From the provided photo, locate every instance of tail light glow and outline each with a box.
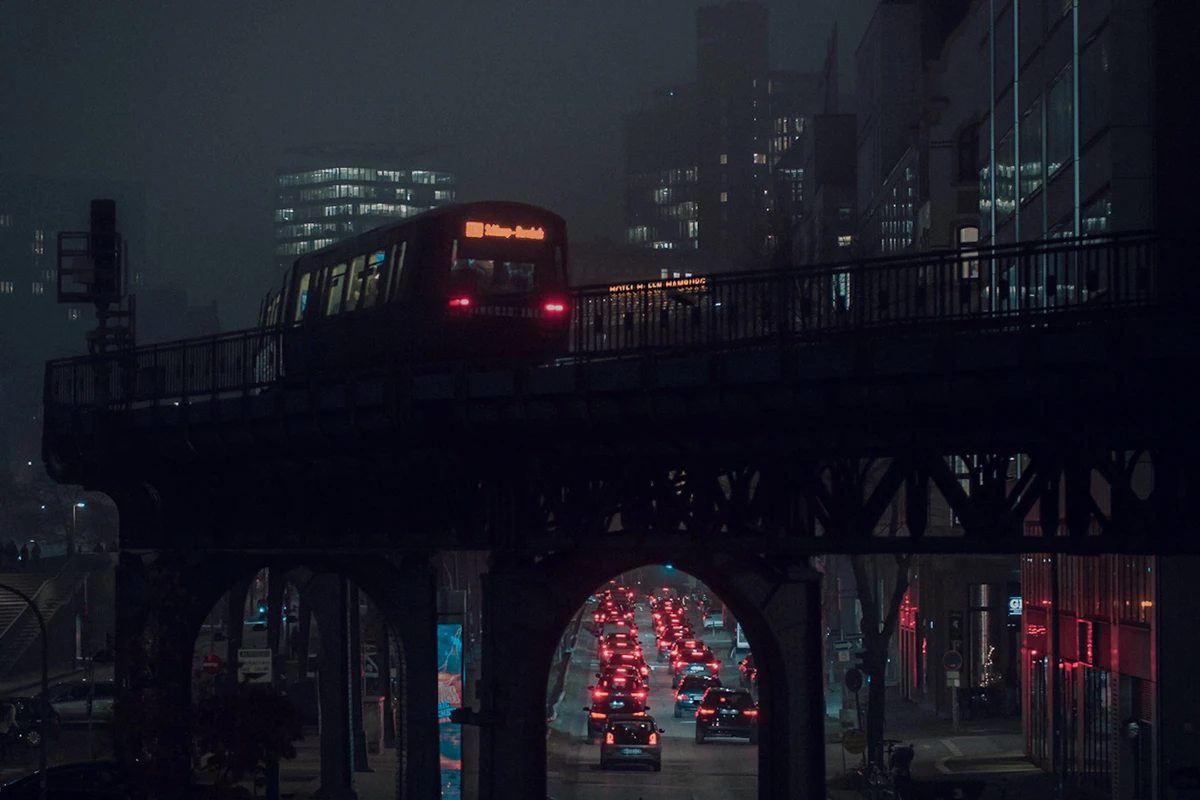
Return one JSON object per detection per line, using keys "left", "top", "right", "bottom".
{"left": 543, "top": 302, "right": 566, "bottom": 313}
{"left": 649, "top": 732, "right": 658, "bottom": 745}
{"left": 593, "top": 690, "right": 609, "bottom": 698}
{"left": 698, "top": 707, "right": 716, "bottom": 716}
{"left": 633, "top": 691, "right": 646, "bottom": 699}
{"left": 589, "top": 711, "right": 607, "bottom": 719}
{"left": 605, "top": 732, "right": 614, "bottom": 744}
{"left": 448, "top": 297, "right": 471, "bottom": 308}
{"left": 744, "top": 709, "right": 759, "bottom": 717}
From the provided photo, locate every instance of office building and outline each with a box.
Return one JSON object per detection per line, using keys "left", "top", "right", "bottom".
{"left": 274, "top": 145, "right": 455, "bottom": 275}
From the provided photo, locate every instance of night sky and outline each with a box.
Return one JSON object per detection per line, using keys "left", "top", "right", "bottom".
{"left": 1, "top": 1, "right": 873, "bottom": 328}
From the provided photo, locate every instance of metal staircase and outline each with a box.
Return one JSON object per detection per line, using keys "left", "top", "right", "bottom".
{"left": 0, "top": 554, "right": 111, "bottom": 681}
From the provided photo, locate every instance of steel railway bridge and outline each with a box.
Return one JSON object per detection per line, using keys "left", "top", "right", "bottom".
{"left": 40, "top": 231, "right": 1199, "bottom": 799}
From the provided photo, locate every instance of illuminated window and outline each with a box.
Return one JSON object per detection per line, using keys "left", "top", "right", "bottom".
{"left": 0, "top": 214, "right": 12, "bottom": 227}
{"left": 68, "top": 308, "right": 81, "bottom": 320}
{"left": 344, "top": 255, "right": 366, "bottom": 312}
{"left": 31, "top": 282, "right": 44, "bottom": 295}
{"left": 753, "top": 154, "right": 767, "bottom": 165}
{"left": 719, "top": 154, "right": 728, "bottom": 165}
{"left": 325, "top": 262, "right": 348, "bottom": 315}
{"left": 837, "top": 235, "right": 853, "bottom": 248}
{"left": 0, "top": 281, "right": 12, "bottom": 294}
{"left": 720, "top": 192, "right": 728, "bottom": 203}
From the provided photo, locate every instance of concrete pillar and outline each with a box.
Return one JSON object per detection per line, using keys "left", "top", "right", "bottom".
{"left": 476, "top": 568, "right": 558, "bottom": 800}
{"left": 113, "top": 551, "right": 151, "bottom": 767}
{"left": 757, "top": 574, "right": 826, "bottom": 800}
{"left": 389, "top": 561, "right": 440, "bottom": 799}
{"left": 348, "top": 581, "right": 370, "bottom": 772}
{"left": 308, "top": 574, "right": 356, "bottom": 800}
{"left": 297, "top": 590, "right": 313, "bottom": 668}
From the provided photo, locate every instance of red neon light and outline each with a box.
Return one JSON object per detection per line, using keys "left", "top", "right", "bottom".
{"left": 448, "top": 297, "right": 471, "bottom": 307}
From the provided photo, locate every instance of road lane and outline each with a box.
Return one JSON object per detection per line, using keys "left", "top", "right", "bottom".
{"left": 548, "top": 598, "right": 757, "bottom": 800}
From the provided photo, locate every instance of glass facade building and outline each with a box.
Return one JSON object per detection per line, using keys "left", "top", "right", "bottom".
{"left": 274, "top": 165, "right": 455, "bottom": 274}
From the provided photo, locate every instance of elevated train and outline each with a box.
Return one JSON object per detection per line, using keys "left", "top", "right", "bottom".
{"left": 257, "top": 201, "right": 571, "bottom": 379}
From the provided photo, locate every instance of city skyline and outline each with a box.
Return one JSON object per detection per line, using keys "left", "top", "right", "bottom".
{"left": 0, "top": 0, "right": 874, "bottom": 329}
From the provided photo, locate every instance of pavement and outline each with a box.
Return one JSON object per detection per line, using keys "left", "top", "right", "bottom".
{"left": 0, "top": 663, "right": 106, "bottom": 697}
{"left": 825, "top": 688, "right": 1051, "bottom": 799}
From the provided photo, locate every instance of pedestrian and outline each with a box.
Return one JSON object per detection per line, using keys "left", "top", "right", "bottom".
{"left": 30, "top": 542, "right": 41, "bottom": 569}
{"left": 17, "top": 544, "right": 28, "bottom": 571}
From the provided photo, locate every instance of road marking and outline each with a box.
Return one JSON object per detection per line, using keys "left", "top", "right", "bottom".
{"left": 941, "top": 738, "right": 963, "bottom": 757}
{"left": 936, "top": 756, "right": 953, "bottom": 775}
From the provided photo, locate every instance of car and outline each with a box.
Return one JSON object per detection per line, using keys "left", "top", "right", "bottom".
{"left": 43, "top": 679, "right": 115, "bottom": 724}
{"left": 607, "top": 650, "right": 651, "bottom": 679}
{"left": 0, "top": 760, "right": 131, "bottom": 798}
{"left": 599, "top": 713, "right": 664, "bottom": 772}
{"left": 671, "top": 645, "right": 719, "bottom": 688}
{"left": 695, "top": 687, "right": 758, "bottom": 744}
{"left": 739, "top": 653, "right": 757, "bottom": 689}
{"left": 0, "top": 697, "right": 61, "bottom": 748}
{"left": 584, "top": 680, "right": 649, "bottom": 743}
{"left": 674, "top": 675, "right": 722, "bottom": 718}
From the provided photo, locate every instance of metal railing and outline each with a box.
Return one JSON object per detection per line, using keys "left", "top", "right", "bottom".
{"left": 45, "top": 232, "right": 1157, "bottom": 410}
{"left": 570, "top": 231, "right": 1157, "bottom": 356}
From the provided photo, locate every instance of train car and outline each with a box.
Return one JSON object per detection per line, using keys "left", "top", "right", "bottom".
{"left": 257, "top": 201, "right": 570, "bottom": 381}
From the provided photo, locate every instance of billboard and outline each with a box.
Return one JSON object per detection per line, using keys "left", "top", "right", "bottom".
{"left": 437, "top": 624, "right": 463, "bottom": 799}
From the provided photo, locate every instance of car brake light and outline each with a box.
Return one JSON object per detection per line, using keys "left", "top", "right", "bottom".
{"left": 649, "top": 732, "right": 658, "bottom": 745}
{"left": 589, "top": 711, "right": 607, "bottom": 719}
{"left": 673, "top": 661, "right": 684, "bottom": 670}
{"left": 708, "top": 662, "right": 720, "bottom": 669}
{"left": 544, "top": 302, "right": 566, "bottom": 313}
{"left": 593, "top": 691, "right": 609, "bottom": 698}
{"left": 448, "top": 297, "right": 471, "bottom": 307}
{"left": 633, "top": 691, "right": 646, "bottom": 699}
{"left": 744, "top": 709, "right": 759, "bottom": 717}
{"left": 698, "top": 707, "right": 716, "bottom": 716}
{"left": 605, "top": 732, "right": 615, "bottom": 744}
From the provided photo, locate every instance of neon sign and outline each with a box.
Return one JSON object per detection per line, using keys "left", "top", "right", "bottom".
{"left": 608, "top": 276, "right": 709, "bottom": 295}
{"left": 464, "top": 221, "right": 546, "bottom": 241}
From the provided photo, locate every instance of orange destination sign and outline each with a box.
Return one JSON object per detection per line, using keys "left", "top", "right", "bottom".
{"left": 465, "top": 221, "right": 546, "bottom": 241}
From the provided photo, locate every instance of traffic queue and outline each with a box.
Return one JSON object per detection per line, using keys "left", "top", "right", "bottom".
{"left": 580, "top": 582, "right": 760, "bottom": 773}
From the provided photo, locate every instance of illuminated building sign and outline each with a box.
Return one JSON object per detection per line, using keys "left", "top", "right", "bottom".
{"left": 1008, "top": 596, "right": 1023, "bottom": 616}
{"left": 464, "top": 221, "right": 546, "bottom": 241}
{"left": 437, "top": 624, "right": 463, "bottom": 799}
{"left": 608, "top": 276, "right": 709, "bottom": 295}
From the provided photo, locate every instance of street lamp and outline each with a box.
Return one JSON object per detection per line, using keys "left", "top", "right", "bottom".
{"left": 72, "top": 502, "right": 85, "bottom": 551}
{"left": 0, "top": 582, "right": 48, "bottom": 800}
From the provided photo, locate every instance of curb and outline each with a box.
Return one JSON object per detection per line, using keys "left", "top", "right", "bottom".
{"left": 546, "top": 611, "right": 586, "bottom": 724}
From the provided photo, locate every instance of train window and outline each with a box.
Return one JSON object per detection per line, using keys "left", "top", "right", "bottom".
{"left": 344, "top": 255, "right": 367, "bottom": 312}
{"left": 360, "top": 250, "right": 388, "bottom": 309}
{"left": 325, "top": 262, "right": 347, "bottom": 316}
{"left": 451, "top": 258, "right": 537, "bottom": 294}
{"left": 388, "top": 241, "right": 407, "bottom": 302}
{"left": 294, "top": 273, "right": 311, "bottom": 322}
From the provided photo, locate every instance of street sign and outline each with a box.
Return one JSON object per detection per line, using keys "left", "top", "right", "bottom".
{"left": 943, "top": 650, "right": 963, "bottom": 672}
{"left": 948, "top": 611, "right": 964, "bottom": 639}
{"left": 838, "top": 651, "right": 851, "bottom": 662}
{"left": 834, "top": 640, "right": 854, "bottom": 651}
{"left": 201, "top": 653, "right": 223, "bottom": 676}
{"left": 844, "top": 667, "right": 863, "bottom": 692}
{"left": 238, "top": 648, "right": 273, "bottom": 684}
{"left": 842, "top": 729, "right": 868, "bottom": 755}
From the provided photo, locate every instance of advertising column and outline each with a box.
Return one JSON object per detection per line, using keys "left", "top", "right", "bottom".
{"left": 437, "top": 623, "right": 464, "bottom": 799}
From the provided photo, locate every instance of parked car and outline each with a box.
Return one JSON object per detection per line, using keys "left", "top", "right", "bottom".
{"left": 0, "top": 697, "right": 60, "bottom": 749}
{"left": 0, "top": 760, "right": 131, "bottom": 798}
{"left": 43, "top": 680, "right": 115, "bottom": 724}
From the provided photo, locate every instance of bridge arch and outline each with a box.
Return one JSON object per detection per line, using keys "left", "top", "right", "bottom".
{"left": 479, "top": 547, "right": 825, "bottom": 800}
{"left": 115, "top": 550, "right": 440, "bottom": 799}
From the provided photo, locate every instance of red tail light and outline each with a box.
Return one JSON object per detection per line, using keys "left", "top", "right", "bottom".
{"left": 708, "top": 662, "right": 720, "bottom": 669}
{"left": 543, "top": 301, "right": 566, "bottom": 313}
{"left": 589, "top": 711, "right": 607, "bottom": 719}
{"left": 698, "top": 707, "right": 716, "bottom": 716}
{"left": 593, "top": 690, "right": 609, "bottom": 698}
{"left": 448, "top": 297, "right": 471, "bottom": 307}
{"left": 633, "top": 691, "right": 646, "bottom": 699}
{"left": 673, "top": 661, "right": 684, "bottom": 670}
{"left": 649, "top": 732, "right": 658, "bottom": 745}
{"left": 743, "top": 709, "right": 759, "bottom": 717}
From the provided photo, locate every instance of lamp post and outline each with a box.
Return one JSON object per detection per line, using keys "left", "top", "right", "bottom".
{"left": 72, "top": 501, "right": 85, "bottom": 551}
{"left": 0, "top": 581, "right": 48, "bottom": 800}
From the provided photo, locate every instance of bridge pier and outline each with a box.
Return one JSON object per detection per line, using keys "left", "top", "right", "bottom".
{"left": 308, "top": 573, "right": 356, "bottom": 800}
{"left": 753, "top": 572, "right": 827, "bottom": 800}
{"left": 476, "top": 564, "right": 562, "bottom": 800}
{"left": 384, "top": 559, "right": 440, "bottom": 800}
